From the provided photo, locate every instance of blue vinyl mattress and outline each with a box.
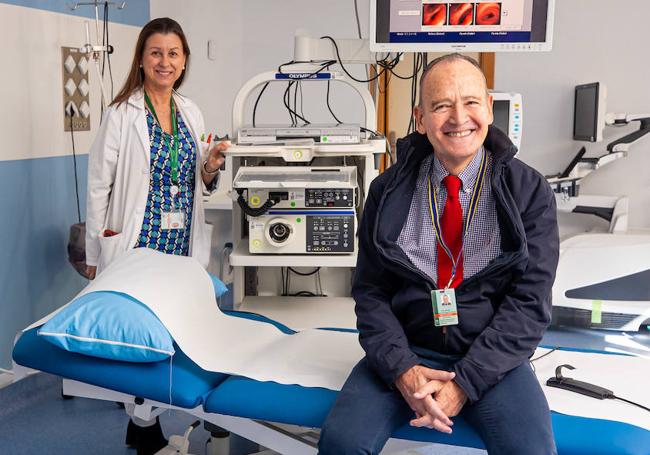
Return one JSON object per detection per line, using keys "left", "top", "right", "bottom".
{"left": 205, "top": 376, "right": 650, "bottom": 455}
{"left": 11, "top": 311, "right": 291, "bottom": 409}
{"left": 13, "top": 327, "right": 227, "bottom": 409}
{"left": 13, "top": 318, "right": 650, "bottom": 454}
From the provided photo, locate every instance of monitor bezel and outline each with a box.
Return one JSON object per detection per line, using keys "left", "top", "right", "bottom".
{"left": 369, "top": 0, "right": 556, "bottom": 53}
{"left": 490, "top": 91, "right": 522, "bottom": 151}
{"left": 573, "top": 82, "right": 605, "bottom": 142}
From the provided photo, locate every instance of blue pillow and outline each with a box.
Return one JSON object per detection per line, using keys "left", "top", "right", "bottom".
{"left": 37, "top": 291, "right": 175, "bottom": 363}
{"left": 208, "top": 273, "right": 229, "bottom": 298}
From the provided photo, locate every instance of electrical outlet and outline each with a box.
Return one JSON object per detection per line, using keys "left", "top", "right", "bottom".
{"left": 62, "top": 46, "right": 90, "bottom": 131}
{"left": 244, "top": 267, "right": 258, "bottom": 296}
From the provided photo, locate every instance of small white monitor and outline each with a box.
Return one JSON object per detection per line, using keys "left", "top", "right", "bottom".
{"left": 573, "top": 82, "right": 606, "bottom": 143}
{"left": 370, "top": 0, "right": 555, "bottom": 53}
{"left": 490, "top": 91, "right": 522, "bottom": 150}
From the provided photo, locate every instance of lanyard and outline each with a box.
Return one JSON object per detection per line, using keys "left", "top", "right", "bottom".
{"left": 427, "top": 150, "right": 488, "bottom": 288}
{"left": 144, "top": 91, "right": 179, "bottom": 184}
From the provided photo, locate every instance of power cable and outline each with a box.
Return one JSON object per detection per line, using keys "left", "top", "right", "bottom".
{"left": 252, "top": 82, "right": 270, "bottom": 127}
{"left": 407, "top": 53, "right": 425, "bottom": 134}
{"left": 299, "top": 81, "right": 306, "bottom": 121}
{"left": 612, "top": 395, "right": 650, "bottom": 412}
{"left": 353, "top": 0, "right": 363, "bottom": 39}
{"left": 320, "top": 36, "right": 386, "bottom": 83}
{"left": 293, "top": 80, "right": 300, "bottom": 124}
{"left": 280, "top": 60, "right": 335, "bottom": 125}
{"left": 288, "top": 267, "right": 320, "bottom": 276}
{"left": 271, "top": 59, "right": 335, "bottom": 126}
{"left": 67, "top": 110, "right": 82, "bottom": 224}
{"left": 286, "top": 267, "right": 325, "bottom": 297}
{"left": 283, "top": 82, "right": 299, "bottom": 125}
{"left": 326, "top": 80, "right": 343, "bottom": 124}
{"left": 316, "top": 269, "right": 324, "bottom": 296}
{"left": 104, "top": 1, "right": 114, "bottom": 100}
{"left": 100, "top": 2, "right": 106, "bottom": 120}
{"left": 530, "top": 347, "right": 558, "bottom": 373}
{"left": 360, "top": 126, "right": 394, "bottom": 165}
{"left": 352, "top": 0, "right": 369, "bottom": 80}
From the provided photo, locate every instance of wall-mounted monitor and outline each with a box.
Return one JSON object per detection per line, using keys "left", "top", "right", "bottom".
{"left": 370, "top": 0, "right": 555, "bottom": 53}
{"left": 573, "top": 82, "right": 606, "bottom": 142}
{"left": 491, "top": 91, "right": 522, "bottom": 150}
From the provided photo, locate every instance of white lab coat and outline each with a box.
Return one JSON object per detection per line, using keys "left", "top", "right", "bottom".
{"left": 85, "top": 89, "right": 215, "bottom": 273}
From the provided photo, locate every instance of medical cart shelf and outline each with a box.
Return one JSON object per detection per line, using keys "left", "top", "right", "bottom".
{"left": 225, "top": 139, "right": 386, "bottom": 157}
{"left": 229, "top": 238, "right": 357, "bottom": 267}
{"left": 236, "top": 296, "right": 356, "bottom": 330}
{"left": 225, "top": 66, "right": 386, "bottom": 313}
{"left": 203, "top": 191, "right": 232, "bottom": 210}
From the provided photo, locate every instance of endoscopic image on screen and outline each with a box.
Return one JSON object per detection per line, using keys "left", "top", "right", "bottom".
{"left": 449, "top": 3, "right": 474, "bottom": 26}
{"left": 422, "top": 3, "right": 448, "bottom": 26}
{"left": 475, "top": 3, "right": 501, "bottom": 25}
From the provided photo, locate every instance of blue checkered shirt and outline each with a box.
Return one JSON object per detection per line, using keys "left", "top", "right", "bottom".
{"left": 396, "top": 147, "right": 502, "bottom": 283}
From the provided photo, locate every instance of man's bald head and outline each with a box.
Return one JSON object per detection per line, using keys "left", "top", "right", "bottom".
{"left": 418, "top": 54, "right": 489, "bottom": 108}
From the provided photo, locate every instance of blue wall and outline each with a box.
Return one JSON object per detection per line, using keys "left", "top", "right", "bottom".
{"left": 0, "top": 1, "right": 150, "bottom": 369}
{"left": 0, "top": 155, "right": 90, "bottom": 368}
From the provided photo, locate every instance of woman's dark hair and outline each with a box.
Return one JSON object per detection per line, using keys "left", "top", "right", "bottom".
{"left": 111, "top": 17, "right": 191, "bottom": 106}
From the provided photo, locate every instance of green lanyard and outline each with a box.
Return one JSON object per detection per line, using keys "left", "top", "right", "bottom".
{"left": 144, "top": 91, "right": 179, "bottom": 184}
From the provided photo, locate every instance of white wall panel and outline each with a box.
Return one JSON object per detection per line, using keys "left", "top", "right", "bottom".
{"left": 151, "top": 0, "right": 372, "bottom": 137}
{"left": 1, "top": 3, "right": 140, "bottom": 161}
{"left": 495, "top": 0, "right": 650, "bottom": 176}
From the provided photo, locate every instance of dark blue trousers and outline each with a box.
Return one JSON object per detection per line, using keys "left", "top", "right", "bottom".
{"left": 319, "top": 350, "right": 557, "bottom": 455}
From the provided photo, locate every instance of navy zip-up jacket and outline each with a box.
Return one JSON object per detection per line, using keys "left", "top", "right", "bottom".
{"left": 352, "top": 126, "right": 559, "bottom": 403}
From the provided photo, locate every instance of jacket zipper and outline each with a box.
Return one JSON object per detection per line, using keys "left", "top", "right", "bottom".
{"left": 374, "top": 145, "right": 454, "bottom": 350}
{"left": 375, "top": 144, "right": 438, "bottom": 287}
{"left": 389, "top": 252, "right": 452, "bottom": 351}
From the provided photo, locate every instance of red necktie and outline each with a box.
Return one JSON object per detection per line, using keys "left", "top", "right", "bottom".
{"left": 437, "top": 175, "right": 463, "bottom": 289}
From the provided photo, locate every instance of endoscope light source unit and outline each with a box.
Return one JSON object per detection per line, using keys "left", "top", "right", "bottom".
{"left": 370, "top": 0, "right": 556, "bottom": 53}
{"left": 233, "top": 167, "right": 358, "bottom": 255}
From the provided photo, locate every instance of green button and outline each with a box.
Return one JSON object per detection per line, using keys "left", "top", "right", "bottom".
{"left": 296, "top": 217, "right": 302, "bottom": 223}
{"left": 291, "top": 201, "right": 296, "bottom": 207}
{"left": 591, "top": 300, "right": 602, "bottom": 324}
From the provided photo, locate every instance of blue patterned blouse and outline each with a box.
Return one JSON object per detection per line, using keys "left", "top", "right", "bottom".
{"left": 135, "top": 108, "right": 196, "bottom": 256}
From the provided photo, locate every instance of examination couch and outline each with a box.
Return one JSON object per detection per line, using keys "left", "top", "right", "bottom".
{"left": 13, "top": 313, "right": 650, "bottom": 455}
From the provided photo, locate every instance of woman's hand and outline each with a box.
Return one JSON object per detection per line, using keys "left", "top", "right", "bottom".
{"left": 205, "top": 141, "right": 230, "bottom": 172}
{"left": 202, "top": 141, "right": 230, "bottom": 184}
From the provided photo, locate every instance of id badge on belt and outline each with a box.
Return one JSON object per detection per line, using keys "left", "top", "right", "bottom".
{"left": 431, "top": 289, "right": 459, "bottom": 327}
{"left": 162, "top": 185, "right": 185, "bottom": 230}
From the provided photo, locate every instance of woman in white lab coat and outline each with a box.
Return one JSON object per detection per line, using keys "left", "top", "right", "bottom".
{"left": 85, "top": 17, "right": 228, "bottom": 279}
{"left": 85, "top": 18, "right": 228, "bottom": 453}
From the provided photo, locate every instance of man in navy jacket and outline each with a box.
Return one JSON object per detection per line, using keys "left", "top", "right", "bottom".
{"left": 319, "top": 54, "right": 559, "bottom": 454}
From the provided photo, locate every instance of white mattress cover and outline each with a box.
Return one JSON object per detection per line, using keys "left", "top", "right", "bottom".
{"left": 28, "top": 248, "right": 364, "bottom": 390}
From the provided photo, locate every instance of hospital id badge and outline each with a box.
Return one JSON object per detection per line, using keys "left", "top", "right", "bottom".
{"left": 161, "top": 210, "right": 185, "bottom": 230}
{"left": 431, "top": 289, "right": 459, "bottom": 327}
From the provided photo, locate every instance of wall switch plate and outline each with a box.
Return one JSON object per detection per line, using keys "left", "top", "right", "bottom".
{"left": 62, "top": 46, "right": 90, "bottom": 131}
{"left": 207, "top": 40, "right": 217, "bottom": 60}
